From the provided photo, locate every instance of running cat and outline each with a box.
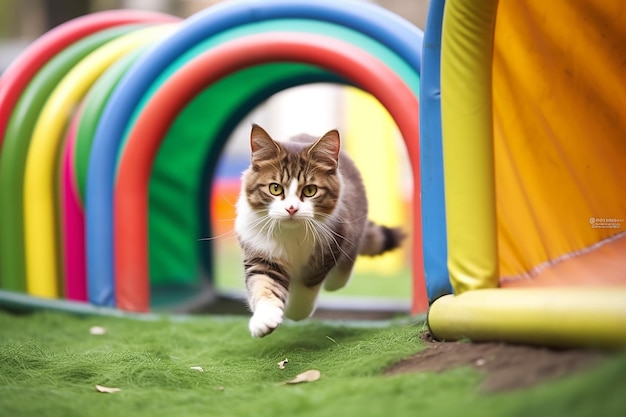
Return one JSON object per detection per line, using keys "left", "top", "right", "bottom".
{"left": 235, "top": 124, "right": 404, "bottom": 337}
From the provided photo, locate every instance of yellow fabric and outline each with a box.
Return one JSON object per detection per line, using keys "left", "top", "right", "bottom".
{"left": 428, "top": 289, "right": 626, "bottom": 349}
{"left": 493, "top": 1, "right": 626, "bottom": 282}
{"left": 23, "top": 25, "right": 175, "bottom": 298}
{"left": 440, "top": 0, "right": 500, "bottom": 293}
{"left": 344, "top": 87, "right": 407, "bottom": 275}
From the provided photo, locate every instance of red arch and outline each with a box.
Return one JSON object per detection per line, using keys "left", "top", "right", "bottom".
{"left": 114, "top": 32, "right": 423, "bottom": 312}
{"left": 0, "top": 10, "right": 179, "bottom": 145}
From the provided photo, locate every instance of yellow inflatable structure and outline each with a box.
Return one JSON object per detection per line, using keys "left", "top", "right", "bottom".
{"left": 427, "top": 0, "right": 626, "bottom": 348}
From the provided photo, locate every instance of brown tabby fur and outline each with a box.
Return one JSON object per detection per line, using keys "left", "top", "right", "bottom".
{"left": 235, "top": 125, "right": 404, "bottom": 337}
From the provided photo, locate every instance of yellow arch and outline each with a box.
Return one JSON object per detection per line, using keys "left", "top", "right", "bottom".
{"left": 344, "top": 87, "right": 406, "bottom": 275}
{"left": 440, "top": 0, "right": 499, "bottom": 293}
{"left": 23, "top": 24, "right": 175, "bottom": 298}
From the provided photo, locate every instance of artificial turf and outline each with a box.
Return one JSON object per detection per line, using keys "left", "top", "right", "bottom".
{"left": 1, "top": 310, "right": 625, "bottom": 417}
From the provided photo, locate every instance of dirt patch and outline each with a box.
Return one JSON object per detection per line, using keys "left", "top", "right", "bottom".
{"left": 385, "top": 332, "right": 606, "bottom": 392}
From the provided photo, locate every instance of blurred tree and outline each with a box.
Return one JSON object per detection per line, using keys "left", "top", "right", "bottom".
{"left": 43, "top": 0, "right": 90, "bottom": 29}
{"left": 0, "top": 1, "right": 17, "bottom": 38}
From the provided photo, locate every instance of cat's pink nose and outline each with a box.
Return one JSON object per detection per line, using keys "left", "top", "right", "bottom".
{"left": 286, "top": 206, "right": 298, "bottom": 216}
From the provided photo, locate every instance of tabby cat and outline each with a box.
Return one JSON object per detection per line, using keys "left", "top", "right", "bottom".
{"left": 235, "top": 125, "right": 404, "bottom": 337}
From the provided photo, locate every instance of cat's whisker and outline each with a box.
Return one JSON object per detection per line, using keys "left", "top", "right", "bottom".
{"left": 255, "top": 217, "right": 275, "bottom": 239}
{"left": 197, "top": 229, "right": 238, "bottom": 241}
{"left": 317, "top": 220, "right": 359, "bottom": 250}
{"left": 316, "top": 212, "right": 368, "bottom": 225}
{"left": 304, "top": 218, "right": 338, "bottom": 267}
{"left": 246, "top": 211, "right": 271, "bottom": 227}
{"left": 213, "top": 216, "right": 239, "bottom": 223}
{"left": 304, "top": 218, "right": 322, "bottom": 246}
{"left": 302, "top": 218, "right": 312, "bottom": 242}
{"left": 298, "top": 221, "right": 313, "bottom": 249}
{"left": 214, "top": 191, "right": 239, "bottom": 209}
{"left": 265, "top": 218, "right": 278, "bottom": 239}
{"left": 306, "top": 219, "right": 342, "bottom": 265}
{"left": 315, "top": 222, "right": 357, "bottom": 263}
{"left": 241, "top": 212, "right": 279, "bottom": 242}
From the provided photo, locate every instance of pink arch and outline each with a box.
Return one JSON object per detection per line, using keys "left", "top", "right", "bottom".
{"left": 61, "top": 105, "right": 87, "bottom": 301}
{"left": 114, "top": 32, "right": 423, "bottom": 312}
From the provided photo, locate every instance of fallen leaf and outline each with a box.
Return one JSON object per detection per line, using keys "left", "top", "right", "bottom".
{"left": 89, "top": 326, "right": 106, "bottom": 335}
{"left": 325, "top": 336, "right": 338, "bottom": 345}
{"left": 190, "top": 366, "right": 204, "bottom": 372}
{"left": 277, "top": 358, "right": 289, "bottom": 370}
{"left": 282, "top": 369, "right": 321, "bottom": 385}
{"left": 95, "top": 385, "right": 121, "bottom": 394}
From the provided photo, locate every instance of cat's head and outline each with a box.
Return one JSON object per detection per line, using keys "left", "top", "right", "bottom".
{"left": 242, "top": 124, "right": 341, "bottom": 225}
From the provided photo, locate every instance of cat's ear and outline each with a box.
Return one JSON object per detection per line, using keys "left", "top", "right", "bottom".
{"left": 250, "top": 124, "right": 281, "bottom": 161}
{"left": 308, "top": 129, "right": 340, "bottom": 170}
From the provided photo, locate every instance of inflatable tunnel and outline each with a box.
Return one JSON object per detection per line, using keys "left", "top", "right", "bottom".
{"left": 0, "top": 1, "right": 424, "bottom": 313}
{"left": 423, "top": 0, "right": 626, "bottom": 349}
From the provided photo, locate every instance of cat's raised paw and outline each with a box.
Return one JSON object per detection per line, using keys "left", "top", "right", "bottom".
{"left": 249, "top": 301, "right": 284, "bottom": 338}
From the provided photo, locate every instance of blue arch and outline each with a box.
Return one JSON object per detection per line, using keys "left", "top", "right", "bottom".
{"left": 419, "top": 0, "right": 451, "bottom": 301}
{"left": 85, "top": 0, "right": 422, "bottom": 306}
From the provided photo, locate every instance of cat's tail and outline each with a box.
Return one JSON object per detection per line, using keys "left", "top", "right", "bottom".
{"left": 358, "top": 220, "right": 405, "bottom": 256}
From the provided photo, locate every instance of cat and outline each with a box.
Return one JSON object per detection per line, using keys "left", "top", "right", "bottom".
{"left": 235, "top": 124, "right": 405, "bottom": 337}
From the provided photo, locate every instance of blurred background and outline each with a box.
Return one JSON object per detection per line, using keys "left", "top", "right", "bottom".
{"left": 0, "top": 0, "right": 428, "bottom": 313}
{"left": 0, "top": 0, "right": 427, "bottom": 68}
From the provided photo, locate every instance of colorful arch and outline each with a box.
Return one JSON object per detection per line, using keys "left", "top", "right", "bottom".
{"left": 0, "top": 10, "right": 179, "bottom": 295}
{"left": 84, "top": 0, "right": 423, "bottom": 310}
{"left": 0, "top": 1, "right": 425, "bottom": 314}
{"left": 81, "top": 15, "right": 419, "bottom": 303}
{"left": 0, "top": 24, "right": 171, "bottom": 294}
{"left": 114, "top": 32, "right": 419, "bottom": 312}
{"left": 23, "top": 25, "right": 176, "bottom": 297}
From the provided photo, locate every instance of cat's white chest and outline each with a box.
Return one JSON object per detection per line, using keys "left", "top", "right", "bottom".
{"left": 277, "top": 229, "right": 316, "bottom": 275}
{"left": 235, "top": 199, "right": 315, "bottom": 278}
{"left": 242, "top": 224, "right": 314, "bottom": 276}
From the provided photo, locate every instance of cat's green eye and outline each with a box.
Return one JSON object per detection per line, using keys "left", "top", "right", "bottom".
{"left": 268, "top": 183, "right": 283, "bottom": 196}
{"left": 302, "top": 184, "right": 317, "bottom": 198}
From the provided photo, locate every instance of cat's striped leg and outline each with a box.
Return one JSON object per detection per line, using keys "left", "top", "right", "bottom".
{"left": 323, "top": 248, "right": 358, "bottom": 291}
{"left": 245, "top": 259, "right": 290, "bottom": 338}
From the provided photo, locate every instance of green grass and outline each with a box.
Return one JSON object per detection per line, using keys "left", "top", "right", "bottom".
{"left": 1, "top": 310, "right": 625, "bottom": 417}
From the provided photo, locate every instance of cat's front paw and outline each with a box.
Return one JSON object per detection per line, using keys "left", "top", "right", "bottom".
{"left": 249, "top": 301, "right": 284, "bottom": 338}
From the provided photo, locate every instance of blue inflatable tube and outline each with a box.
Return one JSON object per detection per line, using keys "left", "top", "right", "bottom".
{"left": 419, "top": 0, "right": 451, "bottom": 302}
